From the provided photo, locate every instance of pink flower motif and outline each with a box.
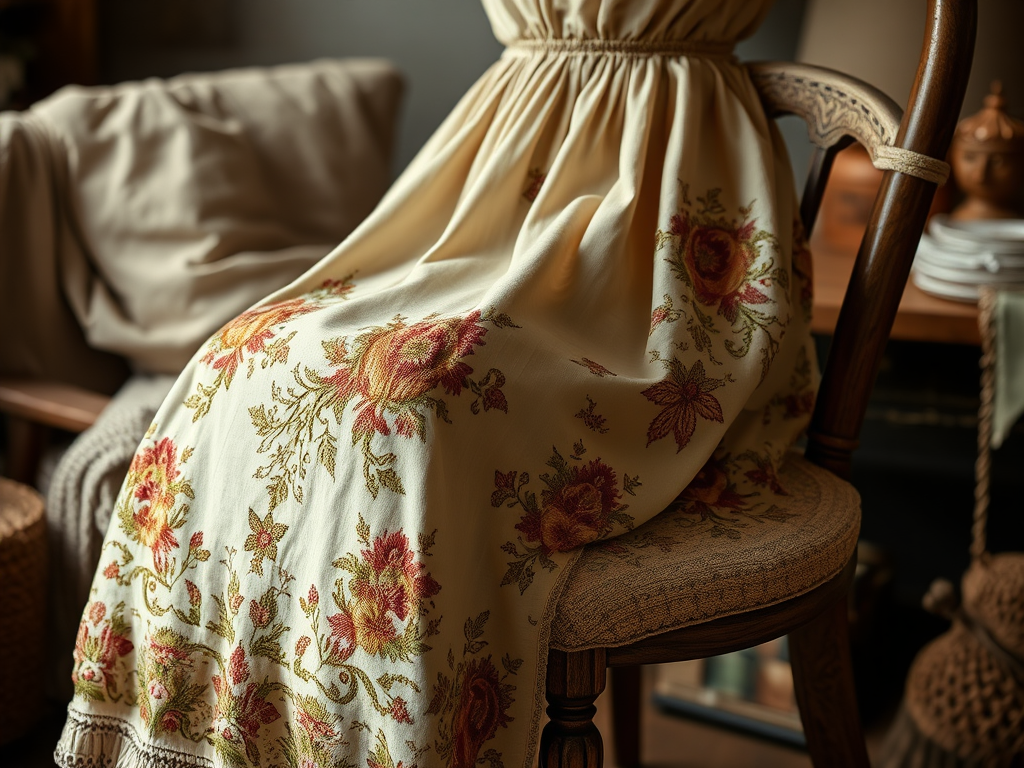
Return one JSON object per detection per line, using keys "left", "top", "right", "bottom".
{"left": 390, "top": 697, "right": 413, "bottom": 724}
{"left": 148, "top": 680, "right": 169, "bottom": 700}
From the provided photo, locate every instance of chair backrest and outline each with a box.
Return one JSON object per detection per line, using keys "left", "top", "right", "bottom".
{"left": 749, "top": 0, "right": 977, "bottom": 481}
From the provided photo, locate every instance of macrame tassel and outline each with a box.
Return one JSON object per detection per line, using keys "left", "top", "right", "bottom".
{"left": 877, "top": 289, "right": 1024, "bottom": 768}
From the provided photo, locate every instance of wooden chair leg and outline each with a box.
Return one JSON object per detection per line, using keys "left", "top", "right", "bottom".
{"left": 540, "top": 648, "right": 607, "bottom": 768}
{"left": 789, "top": 595, "right": 870, "bottom": 768}
{"left": 610, "top": 665, "right": 642, "bottom": 768}
{"left": 4, "top": 415, "right": 49, "bottom": 486}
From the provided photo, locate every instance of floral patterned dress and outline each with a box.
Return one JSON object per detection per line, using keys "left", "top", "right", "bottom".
{"left": 56, "top": 0, "right": 818, "bottom": 766}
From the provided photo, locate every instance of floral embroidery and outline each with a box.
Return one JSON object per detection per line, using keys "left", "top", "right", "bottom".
{"left": 72, "top": 601, "right": 135, "bottom": 703}
{"left": 278, "top": 694, "right": 351, "bottom": 768}
{"left": 244, "top": 510, "right": 289, "bottom": 576}
{"left": 571, "top": 357, "right": 617, "bottom": 377}
{"left": 115, "top": 435, "right": 195, "bottom": 576}
{"left": 427, "top": 612, "right": 519, "bottom": 768}
{"left": 136, "top": 627, "right": 213, "bottom": 741}
{"left": 251, "top": 310, "right": 514, "bottom": 505}
{"left": 665, "top": 452, "right": 796, "bottom": 539}
{"left": 574, "top": 395, "right": 609, "bottom": 434}
{"left": 186, "top": 277, "right": 355, "bottom": 421}
{"left": 650, "top": 294, "right": 684, "bottom": 336}
{"left": 292, "top": 519, "right": 441, "bottom": 721}
{"left": 522, "top": 168, "right": 546, "bottom": 203}
{"left": 493, "top": 442, "right": 638, "bottom": 593}
{"left": 742, "top": 451, "right": 788, "bottom": 496}
{"left": 208, "top": 645, "right": 282, "bottom": 766}
{"left": 642, "top": 356, "right": 731, "bottom": 452}
{"left": 656, "top": 185, "right": 787, "bottom": 379}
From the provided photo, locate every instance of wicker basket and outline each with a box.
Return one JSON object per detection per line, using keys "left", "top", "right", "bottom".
{"left": 0, "top": 476, "right": 48, "bottom": 745}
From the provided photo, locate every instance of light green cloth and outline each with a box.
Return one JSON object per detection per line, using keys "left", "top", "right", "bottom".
{"left": 993, "top": 290, "right": 1024, "bottom": 448}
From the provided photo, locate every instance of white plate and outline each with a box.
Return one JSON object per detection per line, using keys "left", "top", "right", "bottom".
{"left": 928, "top": 214, "right": 1024, "bottom": 255}
{"left": 911, "top": 271, "right": 981, "bottom": 302}
{"left": 917, "top": 233, "right": 1024, "bottom": 272}
{"left": 914, "top": 252, "right": 1024, "bottom": 284}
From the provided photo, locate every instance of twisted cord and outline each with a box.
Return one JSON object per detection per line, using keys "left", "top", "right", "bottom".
{"left": 872, "top": 145, "right": 951, "bottom": 185}
{"left": 973, "top": 287, "right": 996, "bottom": 562}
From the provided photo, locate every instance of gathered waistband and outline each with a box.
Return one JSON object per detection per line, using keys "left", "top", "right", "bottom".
{"left": 504, "top": 37, "right": 735, "bottom": 58}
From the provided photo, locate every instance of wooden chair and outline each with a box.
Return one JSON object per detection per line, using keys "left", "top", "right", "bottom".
{"left": 539, "top": 0, "right": 976, "bottom": 766}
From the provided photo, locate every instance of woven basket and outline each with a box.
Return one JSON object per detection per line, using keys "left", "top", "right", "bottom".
{"left": 0, "top": 476, "right": 48, "bottom": 745}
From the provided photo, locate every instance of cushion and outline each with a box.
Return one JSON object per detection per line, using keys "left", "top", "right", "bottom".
{"left": 29, "top": 59, "right": 404, "bottom": 375}
{"left": 551, "top": 451, "right": 860, "bottom": 651}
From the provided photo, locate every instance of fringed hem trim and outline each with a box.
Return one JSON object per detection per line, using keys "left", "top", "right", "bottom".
{"left": 55, "top": 707, "right": 212, "bottom": 768}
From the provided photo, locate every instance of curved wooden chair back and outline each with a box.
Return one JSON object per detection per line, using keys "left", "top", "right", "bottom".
{"left": 751, "top": 0, "right": 976, "bottom": 482}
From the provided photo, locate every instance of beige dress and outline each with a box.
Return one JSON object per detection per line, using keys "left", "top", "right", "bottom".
{"left": 56, "top": 1, "right": 817, "bottom": 766}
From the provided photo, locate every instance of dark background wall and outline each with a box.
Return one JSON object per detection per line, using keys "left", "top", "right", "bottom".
{"left": 95, "top": 0, "right": 812, "bottom": 177}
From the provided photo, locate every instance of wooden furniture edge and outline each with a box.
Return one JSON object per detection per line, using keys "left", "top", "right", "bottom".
{"left": 599, "top": 557, "right": 857, "bottom": 667}
{"left": 0, "top": 378, "right": 110, "bottom": 433}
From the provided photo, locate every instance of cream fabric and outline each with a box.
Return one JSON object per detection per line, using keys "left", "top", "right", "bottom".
{"left": 0, "top": 59, "right": 403, "bottom": 384}
{"left": 56, "top": 2, "right": 822, "bottom": 767}
{"left": 552, "top": 451, "right": 860, "bottom": 651}
{"left": 993, "top": 290, "right": 1024, "bottom": 449}
{"left": 45, "top": 376, "right": 177, "bottom": 703}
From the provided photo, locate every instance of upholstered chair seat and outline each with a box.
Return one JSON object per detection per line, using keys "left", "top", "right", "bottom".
{"left": 553, "top": 452, "right": 860, "bottom": 651}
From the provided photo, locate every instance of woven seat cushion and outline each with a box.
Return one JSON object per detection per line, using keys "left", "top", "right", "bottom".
{"left": 551, "top": 451, "right": 860, "bottom": 651}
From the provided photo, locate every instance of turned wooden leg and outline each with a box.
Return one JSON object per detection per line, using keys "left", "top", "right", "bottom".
{"left": 610, "top": 665, "right": 642, "bottom": 768}
{"left": 540, "top": 648, "right": 607, "bottom": 768}
{"left": 789, "top": 594, "right": 870, "bottom": 768}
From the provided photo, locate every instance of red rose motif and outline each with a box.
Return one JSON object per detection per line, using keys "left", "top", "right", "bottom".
{"left": 332, "top": 530, "right": 441, "bottom": 658}
{"left": 451, "top": 658, "right": 513, "bottom": 768}
{"left": 205, "top": 298, "right": 316, "bottom": 383}
{"left": 128, "top": 437, "right": 184, "bottom": 571}
{"left": 160, "top": 710, "right": 182, "bottom": 732}
{"left": 679, "top": 458, "right": 748, "bottom": 518}
{"left": 336, "top": 312, "right": 487, "bottom": 439}
{"left": 684, "top": 222, "right": 757, "bottom": 306}
{"left": 536, "top": 460, "right": 620, "bottom": 553}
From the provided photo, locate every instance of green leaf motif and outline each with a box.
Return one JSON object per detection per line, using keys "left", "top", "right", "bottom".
{"left": 377, "top": 468, "right": 405, "bottom": 496}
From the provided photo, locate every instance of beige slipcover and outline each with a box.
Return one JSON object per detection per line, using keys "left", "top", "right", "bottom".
{"left": 0, "top": 59, "right": 403, "bottom": 387}
{"left": 55, "top": 2, "right": 824, "bottom": 767}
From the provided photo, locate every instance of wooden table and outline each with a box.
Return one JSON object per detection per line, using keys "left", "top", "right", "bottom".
{"left": 811, "top": 242, "right": 981, "bottom": 345}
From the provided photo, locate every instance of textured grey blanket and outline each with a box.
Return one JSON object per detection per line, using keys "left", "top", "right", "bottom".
{"left": 46, "top": 375, "right": 176, "bottom": 701}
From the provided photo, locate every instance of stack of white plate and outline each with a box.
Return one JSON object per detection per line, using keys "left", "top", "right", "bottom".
{"left": 913, "top": 215, "right": 1024, "bottom": 302}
